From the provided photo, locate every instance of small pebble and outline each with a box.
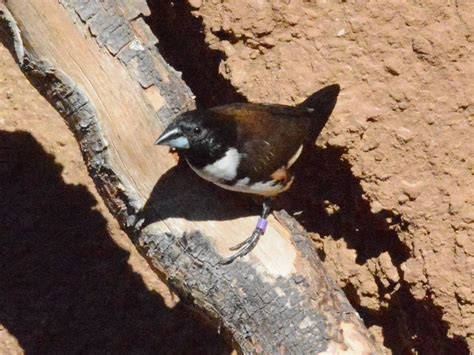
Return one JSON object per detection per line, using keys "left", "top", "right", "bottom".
{"left": 401, "top": 180, "right": 423, "bottom": 200}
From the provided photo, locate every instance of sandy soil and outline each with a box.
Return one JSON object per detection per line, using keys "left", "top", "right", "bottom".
{"left": 183, "top": 1, "right": 474, "bottom": 353}
{"left": 0, "top": 42, "right": 227, "bottom": 354}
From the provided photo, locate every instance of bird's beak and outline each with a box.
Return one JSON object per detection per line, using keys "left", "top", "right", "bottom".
{"left": 155, "top": 125, "right": 190, "bottom": 149}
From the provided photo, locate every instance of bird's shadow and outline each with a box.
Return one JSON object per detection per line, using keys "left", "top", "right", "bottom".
{"left": 141, "top": 160, "right": 258, "bottom": 226}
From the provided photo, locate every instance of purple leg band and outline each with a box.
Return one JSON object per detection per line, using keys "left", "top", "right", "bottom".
{"left": 256, "top": 218, "right": 268, "bottom": 234}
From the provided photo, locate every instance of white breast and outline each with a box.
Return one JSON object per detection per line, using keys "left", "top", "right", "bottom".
{"left": 188, "top": 148, "right": 241, "bottom": 182}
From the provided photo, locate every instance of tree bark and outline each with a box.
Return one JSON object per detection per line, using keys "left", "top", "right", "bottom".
{"left": 0, "top": 1, "right": 378, "bottom": 353}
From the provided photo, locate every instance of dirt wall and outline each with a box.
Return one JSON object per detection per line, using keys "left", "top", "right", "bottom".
{"left": 176, "top": 0, "right": 473, "bottom": 353}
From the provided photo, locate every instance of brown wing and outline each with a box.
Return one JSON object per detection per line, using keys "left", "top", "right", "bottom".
{"left": 211, "top": 103, "right": 311, "bottom": 183}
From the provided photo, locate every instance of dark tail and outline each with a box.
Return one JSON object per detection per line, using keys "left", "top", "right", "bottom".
{"left": 299, "top": 84, "right": 340, "bottom": 142}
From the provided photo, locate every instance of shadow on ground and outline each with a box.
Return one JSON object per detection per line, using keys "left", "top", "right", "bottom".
{"left": 141, "top": 158, "right": 258, "bottom": 229}
{"left": 279, "top": 145, "right": 411, "bottom": 267}
{"left": 0, "top": 130, "right": 229, "bottom": 354}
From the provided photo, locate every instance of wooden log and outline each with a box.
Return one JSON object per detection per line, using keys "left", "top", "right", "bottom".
{"left": 0, "top": 1, "right": 378, "bottom": 353}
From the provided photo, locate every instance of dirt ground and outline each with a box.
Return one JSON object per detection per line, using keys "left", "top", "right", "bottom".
{"left": 180, "top": 1, "right": 473, "bottom": 353}
{"left": 0, "top": 42, "right": 228, "bottom": 353}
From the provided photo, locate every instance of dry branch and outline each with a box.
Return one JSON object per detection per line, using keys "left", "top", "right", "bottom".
{"left": 0, "top": 0, "right": 377, "bottom": 353}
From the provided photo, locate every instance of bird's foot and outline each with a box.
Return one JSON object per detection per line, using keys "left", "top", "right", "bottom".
{"left": 220, "top": 218, "right": 268, "bottom": 265}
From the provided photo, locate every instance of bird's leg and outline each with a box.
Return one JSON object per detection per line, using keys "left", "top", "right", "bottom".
{"left": 229, "top": 201, "right": 271, "bottom": 251}
{"left": 220, "top": 198, "right": 273, "bottom": 265}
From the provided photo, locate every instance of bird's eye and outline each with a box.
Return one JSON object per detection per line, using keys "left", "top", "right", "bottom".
{"left": 193, "top": 127, "right": 201, "bottom": 134}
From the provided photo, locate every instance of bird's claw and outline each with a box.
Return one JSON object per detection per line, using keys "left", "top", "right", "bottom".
{"left": 228, "top": 230, "right": 260, "bottom": 251}
{"left": 220, "top": 228, "right": 264, "bottom": 265}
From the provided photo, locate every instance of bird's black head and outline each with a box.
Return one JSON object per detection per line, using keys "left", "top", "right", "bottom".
{"left": 155, "top": 109, "right": 237, "bottom": 167}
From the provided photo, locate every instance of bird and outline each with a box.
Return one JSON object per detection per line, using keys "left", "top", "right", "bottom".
{"left": 155, "top": 84, "right": 340, "bottom": 264}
